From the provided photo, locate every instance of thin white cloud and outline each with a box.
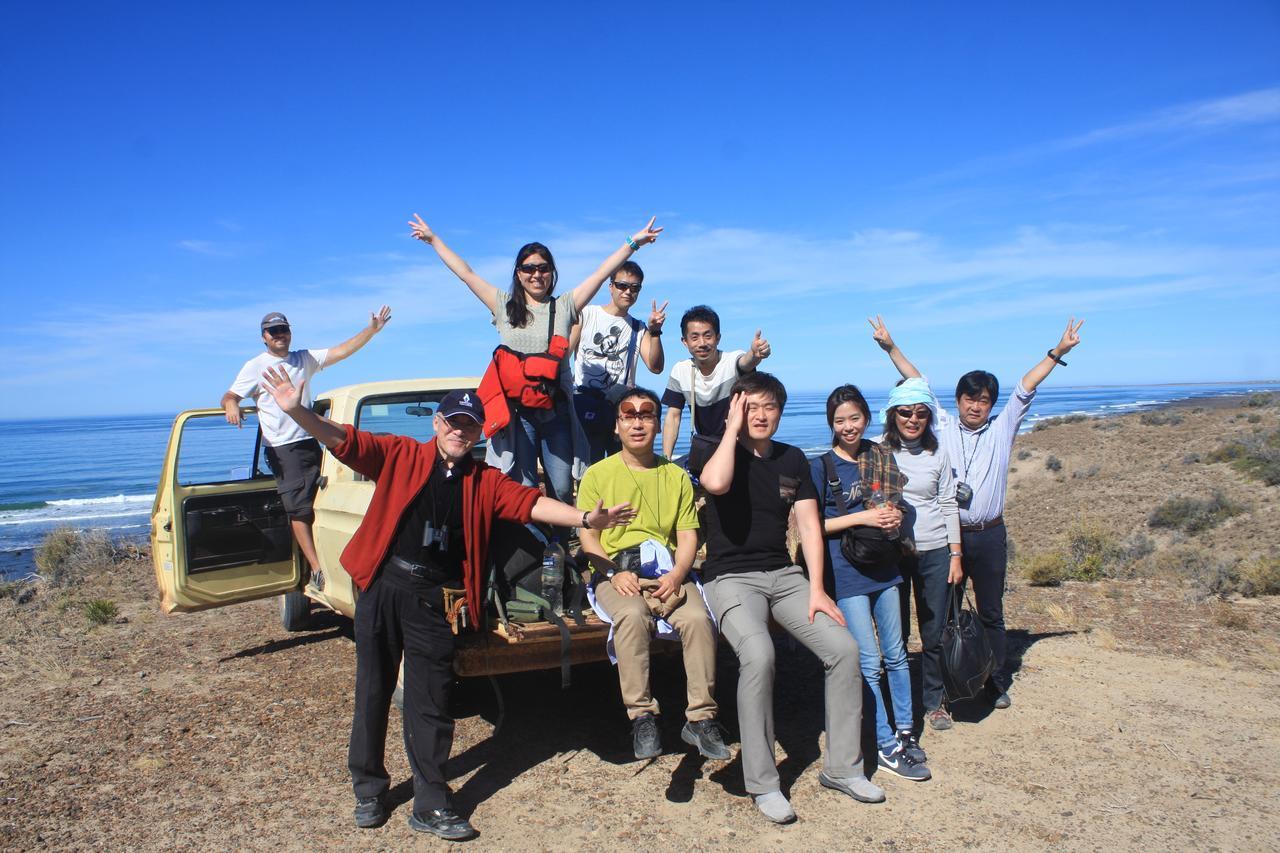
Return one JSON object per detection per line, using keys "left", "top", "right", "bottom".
{"left": 177, "top": 239, "right": 240, "bottom": 257}
{"left": 1061, "top": 87, "right": 1280, "bottom": 149}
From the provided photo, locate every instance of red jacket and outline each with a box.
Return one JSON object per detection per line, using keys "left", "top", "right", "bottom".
{"left": 331, "top": 424, "right": 542, "bottom": 627}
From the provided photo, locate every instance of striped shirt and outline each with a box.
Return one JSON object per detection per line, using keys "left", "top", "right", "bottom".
{"left": 926, "top": 377, "right": 1036, "bottom": 526}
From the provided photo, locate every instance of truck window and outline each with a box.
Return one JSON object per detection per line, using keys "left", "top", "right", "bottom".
{"left": 178, "top": 413, "right": 273, "bottom": 486}
{"left": 354, "top": 391, "right": 487, "bottom": 450}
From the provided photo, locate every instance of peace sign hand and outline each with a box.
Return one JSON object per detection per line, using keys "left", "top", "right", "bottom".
{"left": 1056, "top": 317, "right": 1085, "bottom": 355}
{"left": 647, "top": 299, "right": 668, "bottom": 334}
{"left": 750, "top": 329, "right": 771, "bottom": 361}
{"left": 868, "top": 315, "right": 895, "bottom": 352}
{"left": 631, "top": 216, "right": 664, "bottom": 248}
{"left": 407, "top": 213, "right": 435, "bottom": 244}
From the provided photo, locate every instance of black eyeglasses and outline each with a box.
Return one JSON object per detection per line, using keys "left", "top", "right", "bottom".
{"left": 265, "top": 325, "right": 290, "bottom": 336}
{"left": 517, "top": 262, "right": 551, "bottom": 275}
{"left": 611, "top": 280, "right": 642, "bottom": 293}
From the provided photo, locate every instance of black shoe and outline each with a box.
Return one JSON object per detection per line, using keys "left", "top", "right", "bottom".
{"left": 680, "top": 718, "right": 732, "bottom": 760}
{"left": 632, "top": 713, "right": 661, "bottom": 759}
{"left": 353, "top": 794, "right": 387, "bottom": 829}
{"left": 408, "top": 808, "right": 477, "bottom": 841}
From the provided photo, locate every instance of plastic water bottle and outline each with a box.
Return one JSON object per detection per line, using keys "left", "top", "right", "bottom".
{"left": 541, "top": 537, "right": 565, "bottom": 617}
{"left": 870, "top": 482, "right": 901, "bottom": 541}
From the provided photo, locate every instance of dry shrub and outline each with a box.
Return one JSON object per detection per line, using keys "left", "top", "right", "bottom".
{"left": 33, "top": 527, "right": 118, "bottom": 587}
{"left": 1243, "top": 392, "right": 1274, "bottom": 408}
{"left": 1072, "top": 465, "right": 1101, "bottom": 479}
{"left": 1017, "top": 449, "right": 1032, "bottom": 460}
{"left": 1019, "top": 521, "right": 1144, "bottom": 585}
{"left": 1211, "top": 602, "right": 1253, "bottom": 631}
{"left": 1143, "top": 544, "right": 1276, "bottom": 599}
{"left": 1033, "top": 414, "right": 1088, "bottom": 432}
{"left": 1092, "top": 420, "right": 1122, "bottom": 432}
{"left": 1207, "top": 429, "right": 1280, "bottom": 486}
{"left": 1139, "top": 411, "right": 1184, "bottom": 426}
{"left": 1147, "top": 492, "right": 1247, "bottom": 534}
{"left": 1022, "top": 553, "right": 1070, "bottom": 586}
{"left": 1238, "top": 558, "right": 1280, "bottom": 596}
{"left": 1045, "top": 455, "right": 1063, "bottom": 472}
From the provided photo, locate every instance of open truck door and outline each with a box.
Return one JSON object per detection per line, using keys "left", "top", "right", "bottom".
{"left": 151, "top": 408, "right": 302, "bottom": 613}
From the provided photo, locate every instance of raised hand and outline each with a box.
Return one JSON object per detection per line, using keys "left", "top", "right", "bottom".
{"left": 261, "top": 365, "right": 305, "bottom": 413}
{"left": 868, "top": 315, "right": 895, "bottom": 352}
{"left": 408, "top": 213, "right": 435, "bottom": 244}
{"left": 1055, "top": 317, "right": 1085, "bottom": 355}
{"left": 586, "top": 499, "right": 636, "bottom": 530}
{"left": 631, "top": 216, "right": 664, "bottom": 248}
{"left": 723, "top": 391, "right": 748, "bottom": 436}
{"left": 750, "top": 329, "right": 771, "bottom": 361}
{"left": 368, "top": 305, "right": 393, "bottom": 332}
{"left": 647, "top": 299, "right": 668, "bottom": 334}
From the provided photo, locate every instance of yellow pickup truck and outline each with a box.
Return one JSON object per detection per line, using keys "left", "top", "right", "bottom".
{"left": 149, "top": 377, "right": 612, "bottom": 676}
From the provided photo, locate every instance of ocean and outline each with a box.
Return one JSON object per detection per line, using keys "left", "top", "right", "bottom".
{"left": 0, "top": 381, "right": 1271, "bottom": 580}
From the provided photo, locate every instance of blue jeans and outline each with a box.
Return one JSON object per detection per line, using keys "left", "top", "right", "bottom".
{"left": 838, "top": 586, "right": 912, "bottom": 751}
{"left": 508, "top": 404, "right": 574, "bottom": 502}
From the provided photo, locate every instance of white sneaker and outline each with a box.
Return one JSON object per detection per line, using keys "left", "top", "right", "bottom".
{"left": 753, "top": 791, "right": 796, "bottom": 823}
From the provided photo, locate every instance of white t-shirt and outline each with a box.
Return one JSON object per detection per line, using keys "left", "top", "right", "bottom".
{"left": 661, "top": 349, "right": 746, "bottom": 437}
{"left": 228, "top": 348, "right": 329, "bottom": 447}
{"left": 572, "top": 306, "right": 646, "bottom": 391}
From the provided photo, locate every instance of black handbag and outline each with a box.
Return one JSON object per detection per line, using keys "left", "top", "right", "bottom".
{"left": 940, "top": 585, "right": 995, "bottom": 702}
{"left": 821, "top": 452, "right": 900, "bottom": 571}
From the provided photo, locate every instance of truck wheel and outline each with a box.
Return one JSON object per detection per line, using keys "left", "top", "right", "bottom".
{"left": 280, "top": 591, "right": 312, "bottom": 632}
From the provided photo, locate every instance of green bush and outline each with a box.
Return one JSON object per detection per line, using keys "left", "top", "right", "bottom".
{"left": 1033, "top": 414, "right": 1089, "bottom": 432}
{"left": 1019, "top": 521, "right": 1138, "bottom": 585}
{"left": 1139, "top": 411, "right": 1184, "bottom": 426}
{"left": 1022, "top": 553, "right": 1070, "bottom": 586}
{"left": 1147, "top": 492, "right": 1247, "bottom": 534}
{"left": 83, "top": 599, "right": 119, "bottom": 625}
{"left": 35, "top": 527, "right": 118, "bottom": 587}
{"left": 1243, "top": 392, "right": 1274, "bottom": 408}
{"left": 1207, "top": 430, "right": 1280, "bottom": 486}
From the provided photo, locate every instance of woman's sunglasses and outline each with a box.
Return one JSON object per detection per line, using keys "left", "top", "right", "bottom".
{"left": 895, "top": 407, "right": 931, "bottom": 421}
{"left": 517, "top": 262, "right": 552, "bottom": 274}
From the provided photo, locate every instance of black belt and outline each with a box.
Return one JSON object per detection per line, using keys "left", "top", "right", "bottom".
{"left": 961, "top": 515, "right": 1004, "bottom": 533}
{"left": 387, "top": 554, "right": 454, "bottom": 584}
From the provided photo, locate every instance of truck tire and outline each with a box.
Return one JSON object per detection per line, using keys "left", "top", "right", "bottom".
{"left": 280, "top": 591, "right": 312, "bottom": 632}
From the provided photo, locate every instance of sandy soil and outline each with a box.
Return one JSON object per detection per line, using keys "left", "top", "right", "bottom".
{"left": 2, "top": 397, "right": 1278, "bottom": 851}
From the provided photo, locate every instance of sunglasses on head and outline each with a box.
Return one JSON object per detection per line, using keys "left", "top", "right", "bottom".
{"left": 517, "top": 262, "right": 551, "bottom": 274}
{"left": 611, "top": 280, "right": 641, "bottom": 293}
{"left": 895, "top": 407, "right": 930, "bottom": 421}
{"left": 265, "top": 325, "right": 290, "bottom": 336}
{"left": 618, "top": 403, "right": 657, "bottom": 423}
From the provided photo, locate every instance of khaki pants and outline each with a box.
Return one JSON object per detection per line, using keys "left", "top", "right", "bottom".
{"left": 594, "top": 579, "right": 717, "bottom": 721}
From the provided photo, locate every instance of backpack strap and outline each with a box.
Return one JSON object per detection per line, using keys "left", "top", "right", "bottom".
{"left": 544, "top": 608, "right": 573, "bottom": 688}
{"left": 822, "top": 451, "right": 851, "bottom": 515}
{"left": 546, "top": 296, "right": 557, "bottom": 350}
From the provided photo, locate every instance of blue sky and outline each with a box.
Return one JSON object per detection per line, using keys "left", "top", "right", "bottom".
{"left": 2, "top": 2, "right": 1278, "bottom": 419}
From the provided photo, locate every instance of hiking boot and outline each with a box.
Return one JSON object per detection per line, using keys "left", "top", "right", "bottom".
{"left": 408, "top": 808, "right": 477, "bottom": 841}
{"left": 926, "top": 707, "right": 953, "bottom": 731}
{"left": 681, "top": 718, "right": 732, "bottom": 760}
{"left": 987, "top": 684, "right": 1012, "bottom": 709}
{"left": 896, "top": 730, "right": 927, "bottom": 765}
{"left": 818, "top": 771, "right": 886, "bottom": 803}
{"left": 753, "top": 791, "right": 796, "bottom": 824}
{"left": 877, "top": 741, "right": 932, "bottom": 782}
{"left": 632, "top": 714, "right": 661, "bottom": 760}
{"left": 353, "top": 794, "right": 388, "bottom": 829}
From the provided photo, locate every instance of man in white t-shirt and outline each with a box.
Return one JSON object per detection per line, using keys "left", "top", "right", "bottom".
{"left": 221, "top": 306, "right": 392, "bottom": 582}
{"left": 569, "top": 261, "right": 667, "bottom": 462}
{"left": 660, "top": 305, "right": 771, "bottom": 461}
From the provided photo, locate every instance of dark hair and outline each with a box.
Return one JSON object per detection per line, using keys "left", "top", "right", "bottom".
{"left": 955, "top": 370, "right": 999, "bottom": 406}
{"left": 611, "top": 260, "right": 644, "bottom": 284}
{"left": 731, "top": 371, "right": 787, "bottom": 411}
{"left": 680, "top": 305, "right": 721, "bottom": 338}
{"left": 506, "top": 242, "right": 559, "bottom": 329}
{"left": 824, "top": 384, "right": 871, "bottom": 447}
{"left": 613, "top": 386, "right": 661, "bottom": 417}
{"left": 881, "top": 400, "right": 939, "bottom": 452}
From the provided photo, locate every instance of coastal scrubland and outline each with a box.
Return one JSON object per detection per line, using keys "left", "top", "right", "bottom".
{"left": 1, "top": 395, "right": 1277, "bottom": 850}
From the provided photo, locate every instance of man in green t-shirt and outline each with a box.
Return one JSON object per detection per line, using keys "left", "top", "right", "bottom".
{"left": 577, "top": 387, "right": 729, "bottom": 762}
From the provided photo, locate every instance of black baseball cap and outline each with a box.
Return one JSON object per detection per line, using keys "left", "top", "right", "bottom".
{"left": 438, "top": 390, "right": 484, "bottom": 423}
{"left": 261, "top": 312, "right": 290, "bottom": 331}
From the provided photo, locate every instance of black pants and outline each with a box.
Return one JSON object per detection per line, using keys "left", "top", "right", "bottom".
{"left": 898, "top": 546, "right": 952, "bottom": 712}
{"left": 959, "top": 525, "right": 1009, "bottom": 692}
{"left": 348, "top": 565, "right": 456, "bottom": 814}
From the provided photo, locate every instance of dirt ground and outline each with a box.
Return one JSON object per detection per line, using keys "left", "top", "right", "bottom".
{"left": 2, "top": 397, "right": 1278, "bottom": 851}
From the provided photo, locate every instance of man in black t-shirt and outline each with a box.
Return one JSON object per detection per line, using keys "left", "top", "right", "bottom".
{"left": 696, "top": 372, "right": 884, "bottom": 824}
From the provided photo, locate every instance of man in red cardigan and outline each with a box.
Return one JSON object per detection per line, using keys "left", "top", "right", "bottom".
{"left": 261, "top": 367, "right": 633, "bottom": 841}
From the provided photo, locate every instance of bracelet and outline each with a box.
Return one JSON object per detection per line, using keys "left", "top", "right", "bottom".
{"left": 1047, "top": 349, "right": 1067, "bottom": 366}
{"left": 647, "top": 327, "right": 662, "bottom": 336}
{"left": 581, "top": 510, "right": 591, "bottom": 529}
{"left": 949, "top": 551, "right": 962, "bottom": 558}
{"left": 625, "top": 236, "right": 639, "bottom": 251}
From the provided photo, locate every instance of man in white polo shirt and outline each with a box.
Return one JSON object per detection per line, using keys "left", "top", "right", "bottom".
{"left": 870, "top": 315, "right": 1083, "bottom": 716}
{"left": 222, "top": 306, "right": 392, "bottom": 583}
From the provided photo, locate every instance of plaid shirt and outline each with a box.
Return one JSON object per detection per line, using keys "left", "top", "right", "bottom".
{"left": 855, "top": 438, "right": 906, "bottom": 504}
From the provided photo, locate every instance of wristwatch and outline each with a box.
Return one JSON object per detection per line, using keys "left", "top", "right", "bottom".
{"left": 581, "top": 510, "right": 591, "bottom": 529}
